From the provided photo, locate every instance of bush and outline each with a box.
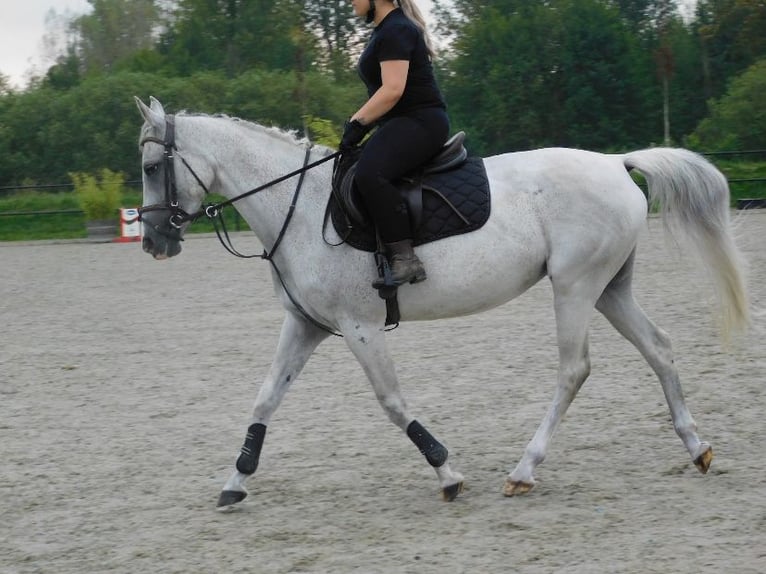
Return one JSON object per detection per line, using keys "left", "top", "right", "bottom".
{"left": 304, "top": 115, "right": 340, "bottom": 148}
{"left": 70, "top": 168, "right": 124, "bottom": 220}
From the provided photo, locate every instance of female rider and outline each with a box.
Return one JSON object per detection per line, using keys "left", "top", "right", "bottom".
{"left": 342, "top": 0, "right": 449, "bottom": 289}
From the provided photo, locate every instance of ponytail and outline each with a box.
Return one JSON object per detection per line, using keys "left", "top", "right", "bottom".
{"left": 397, "top": 0, "right": 436, "bottom": 59}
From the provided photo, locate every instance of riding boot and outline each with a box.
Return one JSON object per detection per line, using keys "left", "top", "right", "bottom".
{"left": 373, "top": 239, "right": 427, "bottom": 289}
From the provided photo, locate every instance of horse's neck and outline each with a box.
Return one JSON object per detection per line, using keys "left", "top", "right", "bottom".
{"left": 188, "top": 117, "right": 326, "bottom": 249}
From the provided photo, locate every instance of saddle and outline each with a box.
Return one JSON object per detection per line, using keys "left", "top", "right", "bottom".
{"left": 326, "top": 132, "right": 491, "bottom": 327}
{"left": 328, "top": 132, "right": 491, "bottom": 252}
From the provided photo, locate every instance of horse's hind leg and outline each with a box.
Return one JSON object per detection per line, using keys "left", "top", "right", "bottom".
{"left": 505, "top": 283, "right": 596, "bottom": 496}
{"left": 217, "top": 311, "right": 330, "bottom": 510}
{"left": 595, "top": 252, "right": 713, "bottom": 473}
{"left": 343, "top": 322, "right": 465, "bottom": 500}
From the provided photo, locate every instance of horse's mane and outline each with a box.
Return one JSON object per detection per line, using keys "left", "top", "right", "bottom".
{"left": 177, "top": 112, "right": 336, "bottom": 156}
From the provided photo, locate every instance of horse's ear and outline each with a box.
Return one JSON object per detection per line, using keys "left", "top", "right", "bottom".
{"left": 148, "top": 96, "right": 165, "bottom": 115}
{"left": 135, "top": 96, "right": 164, "bottom": 129}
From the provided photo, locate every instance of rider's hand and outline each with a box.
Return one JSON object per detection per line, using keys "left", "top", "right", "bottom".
{"left": 340, "top": 119, "right": 370, "bottom": 151}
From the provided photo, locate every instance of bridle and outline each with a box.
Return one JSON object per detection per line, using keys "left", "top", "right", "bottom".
{"left": 137, "top": 115, "right": 203, "bottom": 241}
{"left": 137, "top": 114, "right": 339, "bottom": 248}
{"left": 136, "top": 114, "right": 344, "bottom": 335}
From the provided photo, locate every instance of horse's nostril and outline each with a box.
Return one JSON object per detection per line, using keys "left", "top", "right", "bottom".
{"left": 142, "top": 237, "right": 154, "bottom": 253}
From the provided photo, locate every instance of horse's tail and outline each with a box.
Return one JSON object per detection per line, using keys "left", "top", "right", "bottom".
{"left": 623, "top": 147, "right": 749, "bottom": 338}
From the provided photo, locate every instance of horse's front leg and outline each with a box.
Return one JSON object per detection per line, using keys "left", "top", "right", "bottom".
{"left": 217, "top": 311, "right": 329, "bottom": 509}
{"left": 343, "top": 322, "right": 465, "bottom": 500}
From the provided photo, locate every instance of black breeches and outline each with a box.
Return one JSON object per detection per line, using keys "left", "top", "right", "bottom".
{"left": 354, "top": 107, "right": 449, "bottom": 243}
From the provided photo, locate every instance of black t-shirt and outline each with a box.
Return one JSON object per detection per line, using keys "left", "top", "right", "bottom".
{"left": 357, "top": 8, "right": 446, "bottom": 120}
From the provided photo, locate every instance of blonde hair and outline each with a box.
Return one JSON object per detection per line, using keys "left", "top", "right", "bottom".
{"left": 397, "top": 0, "right": 436, "bottom": 59}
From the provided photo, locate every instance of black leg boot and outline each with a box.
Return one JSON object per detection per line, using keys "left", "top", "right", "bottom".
{"left": 373, "top": 239, "right": 427, "bottom": 289}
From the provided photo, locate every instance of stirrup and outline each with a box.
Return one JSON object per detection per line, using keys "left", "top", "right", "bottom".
{"left": 372, "top": 265, "right": 426, "bottom": 290}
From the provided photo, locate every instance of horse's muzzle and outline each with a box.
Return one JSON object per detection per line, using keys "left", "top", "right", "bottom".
{"left": 143, "top": 231, "right": 182, "bottom": 259}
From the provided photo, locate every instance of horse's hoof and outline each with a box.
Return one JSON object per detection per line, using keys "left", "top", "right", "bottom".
{"left": 442, "top": 481, "right": 464, "bottom": 502}
{"left": 216, "top": 490, "right": 247, "bottom": 510}
{"left": 693, "top": 445, "right": 714, "bottom": 474}
{"left": 503, "top": 478, "right": 534, "bottom": 497}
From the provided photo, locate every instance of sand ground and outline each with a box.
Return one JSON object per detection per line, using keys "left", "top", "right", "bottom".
{"left": 1, "top": 212, "right": 764, "bottom": 574}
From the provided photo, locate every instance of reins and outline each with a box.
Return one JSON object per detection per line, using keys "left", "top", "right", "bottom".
{"left": 205, "top": 146, "right": 314, "bottom": 261}
{"left": 137, "top": 117, "right": 339, "bottom": 230}
{"left": 138, "top": 115, "right": 344, "bottom": 337}
{"left": 203, "top": 147, "right": 346, "bottom": 338}
{"left": 202, "top": 147, "right": 340, "bottom": 230}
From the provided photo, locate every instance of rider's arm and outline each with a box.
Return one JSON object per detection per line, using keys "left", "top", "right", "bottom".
{"left": 352, "top": 60, "right": 409, "bottom": 126}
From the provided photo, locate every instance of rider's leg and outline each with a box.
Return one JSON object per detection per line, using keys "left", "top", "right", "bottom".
{"left": 355, "top": 109, "right": 448, "bottom": 287}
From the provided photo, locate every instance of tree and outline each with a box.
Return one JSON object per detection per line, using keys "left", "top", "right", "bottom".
{"left": 559, "top": 0, "right": 657, "bottom": 148}
{"left": 72, "top": 0, "right": 159, "bottom": 75}
{"left": 8, "top": 0, "right": 762, "bottom": 189}
{"left": 695, "top": 0, "right": 766, "bottom": 101}
{"left": 0, "top": 73, "right": 13, "bottom": 96}
{"left": 658, "top": 15, "right": 710, "bottom": 144}
{"left": 440, "top": 0, "right": 654, "bottom": 154}
{"left": 653, "top": 0, "right": 680, "bottom": 145}
{"left": 610, "top": 0, "right": 654, "bottom": 28}
{"left": 687, "top": 57, "right": 766, "bottom": 150}
{"left": 41, "top": 50, "right": 82, "bottom": 90}
{"left": 432, "top": 0, "right": 525, "bottom": 51}
{"left": 303, "top": 0, "right": 365, "bottom": 80}
{"left": 0, "top": 67, "right": 362, "bottom": 186}
{"left": 161, "top": 0, "right": 307, "bottom": 76}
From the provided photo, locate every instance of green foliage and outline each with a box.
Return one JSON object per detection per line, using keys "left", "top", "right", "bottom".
{"left": 304, "top": 116, "right": 341, "bottom": 147}
{"left": 656, "top": 17, "right": 710, "bottom": 143}
{"left": 303, "top": 0, "right": 367, "bottom": 79}
{"left": 0, "top": 72, "right": 168, "bottom": 185}
{"left": 442, "top": 0, "right": 656, "bottom": 154}
{"left": 1, "top": 0, "right": 765, "bottom": 195}
{"left": 0, "top": 215, "right": 86, "bottom": 241}
{"left": 555, "top": 0, "right": 652, "bottom": 149}
{"left": 712, "top": 159, "right": 766, "bottom": 203}
{"left": 162, "top": 0, "right": 309, "bottom": 77}
{"left": 687, "top": 59, "right": 766, "bottom": 150}
{"left": 0, "top": 189, "right": 79, "bottom": 212}
{"left": 73, "top": 0, "right": 158, "bottom": 75}
{"left": 0, "top": 187, "right": 249, "bottom": 241}
{"left": 70, "top": 168, "right": 124, "bottom": 220}
{"left": 695, "top": 0, "right": 766, "bottom": 102}
{"left": 224, "top": 68, "right": 364, "bottom": 133}
{"left": 0, "top": 68, "right": 362, "bottom": 187}
{"left": 0, "top": 185, "right": 137, "bottom": 241}
{"left": 0, "top": 190, "right": 84, "bottom": 240}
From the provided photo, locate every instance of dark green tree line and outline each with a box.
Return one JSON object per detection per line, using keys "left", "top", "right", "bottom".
{"left": 0, "top": 69, "right": 364, "bottom": 186}
{"left": 0, "top": 0, "right": 764, "bottom": 187}
{"left": 438, "top": 0, "right": 658, "bottom": 153}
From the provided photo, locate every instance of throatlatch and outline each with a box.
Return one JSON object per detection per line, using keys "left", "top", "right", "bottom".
{"left": 236, "top": 423, "right": 267, "bottom": 475}
{"left": 407, "top": 420, "right": 448, "bottom": 467}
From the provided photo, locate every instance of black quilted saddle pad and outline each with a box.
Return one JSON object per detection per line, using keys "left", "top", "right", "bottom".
{"left": 329, "top": 156, "right": 491, "bottom": 252}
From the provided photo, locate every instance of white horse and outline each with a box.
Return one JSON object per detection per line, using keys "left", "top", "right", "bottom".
{"left": 135, "top": 97, "right": 748, "bottom": 509}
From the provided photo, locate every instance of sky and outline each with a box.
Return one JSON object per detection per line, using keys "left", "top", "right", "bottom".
{"left": 0, "top": 0, "right": 92, "bottom": 88}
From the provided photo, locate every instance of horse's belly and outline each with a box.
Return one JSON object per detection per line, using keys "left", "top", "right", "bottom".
{"left": 397, "top": 203, "right": 548, "bottom": 321}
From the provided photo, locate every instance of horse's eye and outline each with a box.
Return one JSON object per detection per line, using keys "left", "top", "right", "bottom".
{"left": 144, "top": 163, "right": 160, "bottom": 176}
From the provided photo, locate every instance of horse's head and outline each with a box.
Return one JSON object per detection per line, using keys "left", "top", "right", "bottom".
{"left": 135, "top": 97, "right": 212, "bottom": 259}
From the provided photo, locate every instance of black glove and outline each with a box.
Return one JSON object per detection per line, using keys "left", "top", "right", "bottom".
{"left": 340, "top": 119, "right": 371, "bottom": 151}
